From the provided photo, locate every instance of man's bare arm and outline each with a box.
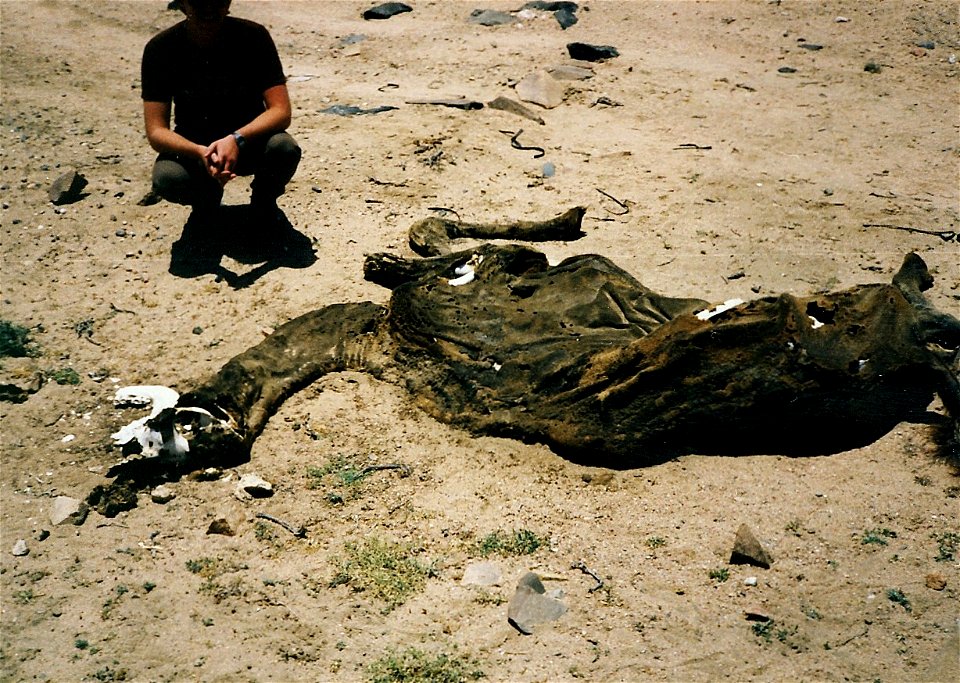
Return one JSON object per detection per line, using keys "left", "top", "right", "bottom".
{"left": 143, "top": 100, "right": 206, "bottom": 159}
{"left": 203, "top": 84, "right": 293, "bottom": 177}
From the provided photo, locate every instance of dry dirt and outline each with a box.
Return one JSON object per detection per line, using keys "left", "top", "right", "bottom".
{"left": 1, "top": 1, "right": 959, "bottom": 681}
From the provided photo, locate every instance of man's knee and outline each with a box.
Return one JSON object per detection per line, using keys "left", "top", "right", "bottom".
{"left": 264, "top": 132, "right": 302, "bottom": 168}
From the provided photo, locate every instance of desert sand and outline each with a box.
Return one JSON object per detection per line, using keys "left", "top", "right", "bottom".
{"left": 1, "top": 1, "right": 958, "bottom": 681}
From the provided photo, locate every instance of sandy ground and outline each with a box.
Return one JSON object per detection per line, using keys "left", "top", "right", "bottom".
{"left": 1, "top": 1, "right": 959, "bottom": 681}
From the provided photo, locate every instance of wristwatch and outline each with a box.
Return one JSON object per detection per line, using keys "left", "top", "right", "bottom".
{"left": 232, "top": 132, "right": 246, "bottom": 150}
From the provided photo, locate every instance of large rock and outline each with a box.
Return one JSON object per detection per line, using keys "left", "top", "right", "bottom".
{"left": 49, "top": 496, "right": 89, "bottom": 526}
{"left": 515, "top": 71, "right": 566, "bottom": 109}
{"left": 507, "top": 572, "right": 566, "bottom": 634}
{"left": 730, "top": 524, "right": 774, "bottom": 568}
{"left": 48, "top": 169, "right": 88, "bottom": 205}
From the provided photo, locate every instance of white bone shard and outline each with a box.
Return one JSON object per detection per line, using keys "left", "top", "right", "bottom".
{"left": 808, "top": 316, "right": 825, "bottom": 329}
{"left": 696, "top": 299, "right": 745, "bottom": 321}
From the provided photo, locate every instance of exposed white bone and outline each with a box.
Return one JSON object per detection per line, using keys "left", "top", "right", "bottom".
{"left": 808, "top": 316, "right": 825, "bottom": 329}
{"left": 113, "top": 385, "right": 179, "bottom": 415}
{"left": 696, "top": 299, "right": 745, "bottom": 321}
{"left": 448, "top": 269, "right": 475, "bottom": 286}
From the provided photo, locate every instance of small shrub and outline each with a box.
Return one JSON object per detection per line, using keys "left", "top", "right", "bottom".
{"left": 708, "top": 567, "right": 730, "bottom": 583}
{"left": 0, "top": 320, "right": 39, "bottom": 358}
{"left": 886, "top": 588, "right": 911, "bottom": 612}
{"left": 330, "top": 537, "right": 436, "bottom": 612}
{"left": 47, "top": 367, "right": 81, "bottom": 385}
{"left": 861, "top": 528, "right": 897, "bottom": 546}
{"left": 473, "top": 529, "right": 545, "bottom": 557}
{"left": 933, "top": 531, "right": 959, "bottom": 562}
{"left": 645, "top": 536, "right": 666, "bottom": 549}
{"left": 13, "top": 589, "right": 35, "bottom": 604}
{"left": 752, "top": 620, "right": 774, "bottom": 642}
{"left": 367, "top": 646, "right": 484, "bottom": 683}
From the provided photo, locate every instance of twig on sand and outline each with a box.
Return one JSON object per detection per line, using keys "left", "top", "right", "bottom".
{"left": 500, "top": 129, "right": 546, "bottom": 158}
{"left": 255, "top": 512, "right": 307, "bottom": 538}
{"left": 862, "top": 223, "right": 957, "bottom": 242}
{"left": 572, "top": 561, "right": 604, "bottom": 592}
{"left": 360, "top": 463, "right": 413, "bottom": 478}
{"left": 596, "top": 188, "right": 629, "bottom": 215}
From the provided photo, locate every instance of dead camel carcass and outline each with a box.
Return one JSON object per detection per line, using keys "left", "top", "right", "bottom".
{"left": 112, "top": 207, "right": 960, "bottom": 479}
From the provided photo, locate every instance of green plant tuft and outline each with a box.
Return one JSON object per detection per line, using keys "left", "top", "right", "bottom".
{"left": 367, "top": 646, "right": 484, "bottom": 683}
{"left": 473, "top": 529, "right": 545, "bottom": 557}
{"left": 330, "top": 537, "right": 436, "bottom": 612}
{"left": 0, "top": 320, "right": 39, "bottom": 358}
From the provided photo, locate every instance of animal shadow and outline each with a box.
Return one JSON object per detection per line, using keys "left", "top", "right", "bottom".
{"left": 169, "top": 204, "right": 317, "bottom": 288}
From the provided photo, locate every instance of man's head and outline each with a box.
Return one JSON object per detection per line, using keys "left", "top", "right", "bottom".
{"left": 181, "top": 0, "right": 231, "bottom": 22}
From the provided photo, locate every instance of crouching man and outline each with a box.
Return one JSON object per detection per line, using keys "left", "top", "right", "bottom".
{"left": 141, "top": 0, "right": 301, "bottom": 227}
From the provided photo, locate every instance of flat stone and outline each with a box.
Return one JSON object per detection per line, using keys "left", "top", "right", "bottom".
{"left": 730, "top": 523, "right": 773, "bottom": 568}
{"left": 547, "top": 64, "right": 594, "bottom": 81}
{"left": 362, "top": 2, "right": 412, "bottom": 20}
{"left": 486, "top": 97, "right": 545, "bottom": 125}
{"left": 236, "top": 473, "right": 273, "bottom": 499}
{"left": 49, "top": 496, "right": 89, "bottom": 526}
{"left": 468, "top": 9, "right": 516, "bottom": 26}
{"left": 207, "top": 518, "right": 235, "bottom": 536}
{"left": 507, "top": 572, "right": 567, "bottom": 634}
{"left": 925, "top": 572, "right": 947, "bottom": 591}
{"left": 48, "top": 169, "right": 88, "bottom": 205}
{"left": 515, "top": 71, "right": 566, "bottom": 109}
{"left": 150, "top": 485, "right": 176, "bottom": 504}
{"left": 566, "top": 42, "right": 619, "bottom": 62}
{"left": 12, "top": 539, "right": 29, "bottom": 556}
{"left": 461, "top": 561, "right": 502, "bottom": 586}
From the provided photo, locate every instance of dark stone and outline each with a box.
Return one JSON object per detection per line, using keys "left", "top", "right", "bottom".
{"left": 566, "top": 42, "right": 619, "bottom": 62}
{"left": 554, "top": 8, "right": 578, "bottom": 29}
{"left": 362, "top": 2, "right": 412, "bottom": 20}
{"left": 522, "top": 1, "right": 578, "bottom": 11}
{"left": 48, "top": 169, "right": 88, "bottom": 205}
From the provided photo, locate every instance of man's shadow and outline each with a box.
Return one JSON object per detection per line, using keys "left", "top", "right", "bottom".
{"left": 169, "top": 205, "right": 317, "bottom": 289}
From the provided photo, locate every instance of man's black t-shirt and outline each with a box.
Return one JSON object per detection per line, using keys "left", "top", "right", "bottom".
{"left": 141, "top": 17, "right": 286, "bottom": 145}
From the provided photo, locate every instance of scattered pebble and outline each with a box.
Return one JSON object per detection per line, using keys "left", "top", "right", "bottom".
{"left": 744, "top": 576, "right": 758, "bottom": 586}
{"left": 12, "top": 539, "right": 29, "bottom": 556}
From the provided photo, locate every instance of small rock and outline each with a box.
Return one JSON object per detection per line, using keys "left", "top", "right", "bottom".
{"left": 35, "top": 529, "right": 50, "bottom": 542}
{"left": 778, "top": 66, "right": 798, "bottom": 74}
{"left": 150, "top": 485, "right": 176, "bottom": 504}
{"left": 917, "top": 40, "right": 935, "bottom": 50}
{"left": 207, "top": 518, "right": 235, "bottom": 536}
{"left": 486, "top": 96, "right": 545, "bottom": 125}
{"left": 925, "top": 572, "right": 947, "bottom": 591}
{"left": 190, "top": 467, "right": 223, "bottom": 481}
{"left": 48, "top": 169, "right": 88, "bottom": 205}
{"left": 461, "top": 561, "right": 502, "bottom": 586}
{"left": 743, "top": 576, "right": 758, "bottom": 586}
{"left": 547, "top": 64, "right": 594, "bottom": 81}
{"left": 515, "top": 70, "right": 566, "bottom": 109}
{"left": 12, "top": 539, "right": 29, "bottom": 556}
{"left": 49, "top": 496, "right": 89, "bottom": 526}
{"left": 362, "top": 2, "right": 412, "bottom": 20}
{"left": 566, "top": 42, "right": 620, "bottom": 62}
{"left": 236, "top": 473, "right": 273, "bottom": 499}
{"left": 468, "top": 9, "right": 516, "bottom": 26}
{"left": 730, "top": 523, "right": 774, "bottom": 568}
{"left": 507, "top": 572, "right": 567, "bottom": 634}
{"left": 744, "top": 608, "right": 771, "bottom": 622}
